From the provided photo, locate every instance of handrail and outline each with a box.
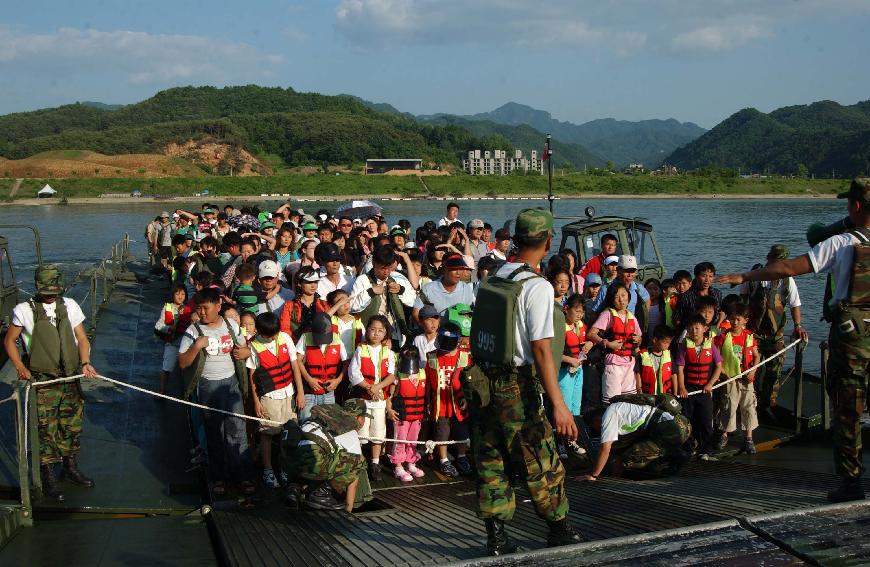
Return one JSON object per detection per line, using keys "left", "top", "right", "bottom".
{"left": 0, "top": 224, "right": 43, "bottom": 266}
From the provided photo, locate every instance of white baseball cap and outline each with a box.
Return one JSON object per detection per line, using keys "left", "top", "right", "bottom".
{"left": 618, "top": 255, "right": 638, "bottom": 270}
{"left": 258, "top": 260, "right": 280, "bottom": 279}
{"left": 605, "top": 255, "right": 620, "bottom": 266}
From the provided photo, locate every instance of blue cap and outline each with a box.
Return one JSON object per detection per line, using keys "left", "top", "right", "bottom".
{"left": 585, "top": 273, "right": 603, "bottom": 286}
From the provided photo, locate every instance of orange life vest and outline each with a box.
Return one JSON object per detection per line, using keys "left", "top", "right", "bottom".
{"left": 302, "top": 333, "right": 343, "bottom": 394}
{"left": 606, "top": 308, "right": 637, "bottom": 358}
{"left": 392, "top": 370, "right": 427, "bottom": 421}
{"left": 563, "top": 320, "right": 586, "bottom": 361}
{"left": 638, "top": 349, "right": 673, "bottom": 395}
{"left": 684, "top": 337, "right": 714, "bottom": 386}
{"left": 425, "top": 349, "right": 470, "bottom": 421}
{"left": 358, "top": 344, "right": 394, "bottom": 401}
{"left": 251, "top": 334, "right": 295, "bottom": 396}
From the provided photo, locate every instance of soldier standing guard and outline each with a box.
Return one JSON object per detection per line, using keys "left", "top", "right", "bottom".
{"left": 3, "top": 265, "right": 98, "bottom": 501}
{"left": 718, "top": 178, "right": 870, "bottom": 503}
{"left": 468, "top": 208, "right": 583, "bottom": 556}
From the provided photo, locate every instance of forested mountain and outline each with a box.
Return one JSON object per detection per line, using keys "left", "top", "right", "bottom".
{"left": 665, "top": 100, "right": 870, "bottom": 176}
{"left": 430, "top": 102, "right": 706, "bottom": 167}
{"left": 0, "top": 86, "right": 511, "bottom": 167}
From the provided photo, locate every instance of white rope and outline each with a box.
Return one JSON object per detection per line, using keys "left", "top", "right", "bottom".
{"left": 687, "top": 339, "right": 802, "bottom": 396}
{"left": 0, "top": 392, "right": 17, "bottom": 406}
{"left": 359, "top": 436, "right": 470, "bottom": 454}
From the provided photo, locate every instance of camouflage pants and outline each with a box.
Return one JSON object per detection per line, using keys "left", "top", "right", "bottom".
{"left": 620, "top": 414, "right": 691, "bottom": 472}
{"left": 473, "top": 366, "right": 568, "bottom": 522}
{"left": 826, "top": 347, "right": 869, "bottom": 480}
{"left": 35, "top": 379, "right": 84, "bottom": 465}
{"left": 285, "top": 444, "right": 367, "bottom": 491}
{"left": 756, "top": 335, "right": 785, "bottom": 408}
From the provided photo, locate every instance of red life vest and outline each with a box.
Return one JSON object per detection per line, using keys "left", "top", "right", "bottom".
{"left": 392, "top": 370, "right": 427, "bottom": 421}
{"left": 425, "top": 349, "right": 470, "bottom": 421}
{"left": 638, "top": 349, "right": 673, "bottom": 395}
{"left": 358, "top": 344, "right": 394, "bottom": 401}
{"left": 563, "top": 320, "right": 586, "bottom": 360}
{"left": 684, "top": 337, "right": 714, "bottom": 386}
{"left": 279, "top": 295, "right": 328, "bottom": 341}
{"left": 607, "top": 308, "right": 637, "bottom": 358}
{"left": 251, "top": 333, "right": 295, "bottom": 396}
{"left": 302, "top": 333, "right": 343, "bottom": 394}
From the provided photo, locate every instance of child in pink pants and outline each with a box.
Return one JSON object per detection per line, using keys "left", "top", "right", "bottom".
{"left": 387, "top": 347, "right": 427, "bottom": 482}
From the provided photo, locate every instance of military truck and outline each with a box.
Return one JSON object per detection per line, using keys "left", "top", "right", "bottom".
{"left": 0, "top": 226, "right": 42, "bottom": 367}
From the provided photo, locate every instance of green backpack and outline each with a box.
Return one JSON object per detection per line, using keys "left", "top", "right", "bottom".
{"left": 471, "top": 265, "right": 536, "bottom": 365}
{"left": 281, "top": 403, "right": 360, "bottom": 454}
{"left": 610, "top": 392, "right": 683, "bottom": 416}
{"left": 830, "top": 227, "right": 870, "bottom": 358}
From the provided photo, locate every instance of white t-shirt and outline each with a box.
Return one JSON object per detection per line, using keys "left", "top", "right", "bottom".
{"left": 179, "top": 319, "right": 245, "bottom": 381}
{"left": 808, "top": 232, "right": 861, "bottom": 305}
{"left": 600, "top": 402, "right": 673, "bottom": 444}
{"left": 299, "top": 422, "right": 362, "bottom": 455}
{"left": 334, "top": 317, "right": 357, "bottom": 358}
{"left": 317, "top": 272, "right": 355, "bottom": 298}
{"left": 438, "top": 216, "right": 462, "bottom": 227}
{"left": 413, "top": 333, "right": 437, "bottom": 366}
{"left": 414, "top": 279, "right": 476, "bottom": 315}
{"left": 493, "top": 263, "right": 555, "bottom": 366}
{"left": 348, "top": 344, "right": 396, "bottom": 409}
{"left": 246, "top": 332, "right": 297, "bottom": 399}
{"left": 12, "top": 298, "right": 86, "bottom": 352}
{"left": 739, "top": 278, "right": 802, "bottom": 308}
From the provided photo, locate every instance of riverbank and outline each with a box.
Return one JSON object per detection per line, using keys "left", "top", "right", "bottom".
{"left": 8, "top": 192, "right": 839, "bottom": 206}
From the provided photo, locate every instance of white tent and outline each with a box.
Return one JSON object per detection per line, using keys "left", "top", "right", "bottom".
{"left": 37, "top": 184, "right": 57, "bottom": 198}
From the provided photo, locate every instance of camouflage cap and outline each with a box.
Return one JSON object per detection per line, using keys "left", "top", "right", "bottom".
{"left": 513, "top": 208, "right": 554, "bottom": 238}
{"left": 35, "top": 264, "right": 64, "bottom": 296}
{"left": 837, "top": 177, "right": 870, "bottom": 202}
{"left": 768, "top": 244, "right": 789, "bottom": 260}
{"left": 342, "top": 398, "right": 372, "bottom": 419}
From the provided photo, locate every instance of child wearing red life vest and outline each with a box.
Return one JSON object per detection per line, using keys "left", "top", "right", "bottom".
{"left": 247, "top": 312, "right": 304, "bottom": 489}
{"left": 153, "top": 284, "right": 189, "bottom": 395}
{"left": 635, "top": 324, "right": 676, "bottom": 396}
{"left": 560, "top": 294, "right": 592, "bottom": 416}
{"left": 675, "top": 315, "right": 723, "bottom": 456}
{"left": 296, "top": 312, "right": 349, "bottom": 423}
{"left": 425, "top": 322, "right": 472, "bottom": 478}
{"left": 588, "top": 282, "right": 642, "bottom": 404}
{"left": 713, "top": 304, "right": 761, "bottom": 454}
{"left": 326, "top": 289, "right": 364, "bottom": 403}
{"left": 386, "top": 346, "right": 427, "bottom": 482}
{"left": 348, "top": 315, "right": 396, "bottom": 482}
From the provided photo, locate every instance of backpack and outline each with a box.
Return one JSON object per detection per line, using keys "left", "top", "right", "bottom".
{"left": 610, "top": 392, "right": 682, "bottom": 416}
{"left": 830, "top": 227, "right": 870, "bottom": 358}
{"left": 280, "top": 403, "right": 359, "bottom": 454}
{"left": 470, "top": 265, "right": 537, "bottom": 365}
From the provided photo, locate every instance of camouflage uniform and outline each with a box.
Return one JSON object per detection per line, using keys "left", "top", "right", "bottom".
{"left": 827, "top": 350, "right": 868, "bottom": 480}
{"left": 286, "top": 443, "right": 366, "bottom": 490}
{"left": 35, "top": 379, "right": 85, "bottom": 465}
{"left": 618, "top": 413, "right": 691, "bottom": 471}
{"left": 474, "top": 365, "right": 568, "bottom": 521}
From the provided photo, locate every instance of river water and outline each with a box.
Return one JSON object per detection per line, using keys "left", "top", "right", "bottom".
{"left": 0, "top": 198, "right": 841, "bottom": 372}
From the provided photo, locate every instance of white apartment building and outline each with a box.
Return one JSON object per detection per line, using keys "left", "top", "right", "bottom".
{"left": 461, "top": 149, "right": 545, "bottom": 175}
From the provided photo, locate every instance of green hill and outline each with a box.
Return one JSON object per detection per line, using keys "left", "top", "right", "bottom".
{"left": 666, "top": 100, "right": 870, "bottom": 176}
{"left": 0, "top": 86, "right": 506, "bottom": 168}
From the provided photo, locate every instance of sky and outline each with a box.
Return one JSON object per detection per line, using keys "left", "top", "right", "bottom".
{"left": 1, "top": 0, "right": 869, "bottom": 128}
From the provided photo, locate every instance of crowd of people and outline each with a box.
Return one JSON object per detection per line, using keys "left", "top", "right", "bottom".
{"left": 144, "top": 199, "right": 812, "bottom": 508}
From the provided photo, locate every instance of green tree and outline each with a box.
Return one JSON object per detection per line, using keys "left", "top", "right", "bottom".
{"left": 606, "top": 160, "right": 614, "bottom": 171}
{"left": 797, "top": 163, "right": 809, "bottom": 178}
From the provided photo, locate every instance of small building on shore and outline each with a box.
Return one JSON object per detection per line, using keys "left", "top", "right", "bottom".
{"left": 37, "top": 184, "right": 57, "bottom": 198}
{"left": 365, "top": 159, "right": 423, "bottom": 175}
{"left": 462, "top": 149, "right": 544, "bottom": 175}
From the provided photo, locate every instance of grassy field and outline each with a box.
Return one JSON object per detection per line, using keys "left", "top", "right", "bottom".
{"left": 1, "top": 172, "right": 846, "bottom": 200}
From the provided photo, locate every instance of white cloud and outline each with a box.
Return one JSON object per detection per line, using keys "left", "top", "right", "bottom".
{"left": 671, "top": 18, "right": 772, "bottom": 52}
{"left": 0, "top": 26, "right": 285, "bottom": 85}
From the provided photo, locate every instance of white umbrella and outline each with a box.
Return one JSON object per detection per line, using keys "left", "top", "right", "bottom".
{"left": 335, "top": 200, "right": 382, "bottom": 219}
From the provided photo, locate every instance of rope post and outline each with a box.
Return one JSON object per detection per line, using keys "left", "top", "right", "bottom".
{"left": 14, "top": 382, "right": 33, "bottom": 527}
{"left": 27, "top": 384, "right": 42, "bottom": 498}
{"left": 820, "top": 341, "right": 831, "bottom": 430}
{"left": 792, "top": 342, "right": 805, "bottom": 433}
{"left": 89, "top": 273, "right": 97, "bottom": 335}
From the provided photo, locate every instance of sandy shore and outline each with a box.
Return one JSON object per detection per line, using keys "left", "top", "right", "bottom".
{"left": 9, "top": 192, "right": 837, "bottom": 206}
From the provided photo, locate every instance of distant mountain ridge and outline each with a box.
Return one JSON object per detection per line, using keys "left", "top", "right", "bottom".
{"left": 425, "top": 102, "right": 706, "bottom": 167}
{"left": 665, "top": 100, "right": 870, "bottom": 176}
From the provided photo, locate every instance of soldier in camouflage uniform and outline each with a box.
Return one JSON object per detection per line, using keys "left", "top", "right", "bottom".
{"left": 3, "top": 265, "right": 98, "bottom": 501}
{"left": 469, "top": 208, "right": 582, "bottom": 556}
{"left": 579, "top": 394, "right": 691, "bottom": 480}
{"left": 282, "top": 399, "right": 371, "bottom": 512}
{"left": 718, "top": 178, "right": 870, "bottom": 503}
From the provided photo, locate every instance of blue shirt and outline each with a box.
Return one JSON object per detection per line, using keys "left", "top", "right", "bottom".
{"left": 589, "top": 279, "right": 650, "bottom": 315}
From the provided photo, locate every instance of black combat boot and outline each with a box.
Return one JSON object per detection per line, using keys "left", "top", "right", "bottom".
{"left": 305, "top": 483, "right": 345, "bottom": 511}
{"left": 484, "top": 519, "right": 518, "bottom": 556}
{"left": 40, "top": 464, "right": 65, "bottom": 501}
{"left": 827, "top": 478, "right": 866, "bottom": 503}
{"left": 546, "top": 518, "right": 584, "bottom": 547}
{"left": 62, "top": 454, "right": 95, "bottom": 487}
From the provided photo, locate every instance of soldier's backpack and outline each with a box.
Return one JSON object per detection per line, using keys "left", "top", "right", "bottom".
{"left": 831, "top": 227, "right": 870, "bottom": 358}
{"left": 609, "top": 392, "right": 683, "bottom": 416}
{"left": 471, "top": 264, "right": 537, "bottom": 365}
{"left": 281, "top": 403, "right": 360, "bottom": 454}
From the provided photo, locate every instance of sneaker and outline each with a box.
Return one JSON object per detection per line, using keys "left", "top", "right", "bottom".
{"left": 393, "top": 464, "right": 413, "bottom": 482}
{"left": 699, "top": 453, "right": 718, "bottom": 462}
{"left": 406, "top": 463, "right": 425, "bottom": 478}
{"left": 567, "top": 440, "right": 587, "bottom": 457}
{"left": 440, "top": 460, "right": 459, "bottom": 477}
{"left": 715, "top": 434, "right": 729, "bottom": 451}
{"left": 368, "top": 461, "right": 382, "bottom": 482}
{"left": 305, "top": 483, "right": 344, "bottom": 511}
{"left": 279, "top": 470, "right": 289, "bottom": 485}
{"left": 455, "top": 455, "right": 473, "bottom": 476}
{"left": 262, "top": 469, "right": 280, "bottom": 489}
{"left": 743, "top": 439, "right": 757, "bottom": 455}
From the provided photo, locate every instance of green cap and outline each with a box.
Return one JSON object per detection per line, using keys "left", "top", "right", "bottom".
{"left": 447, "top": 303, "right": 473, "bottom": 337}
{"left": 837, "top": 178, "right": 870, "bottom": 202}
{"left": 203, "top": 207, "right": 217, "bottom": 214}
{"left": 514, "top": 208, "right": 554, "bottom": 238}
{"left": 342, "top": 398, "right": 372, "bottom": 419}
{"left": 35, "top": 264, "right": 65, "bottom": 296}
{"left": 257, "top": 212, "right": 271, "bottom": 223}
{"left": 260, "top": 221, "right": 276, "bottom": 230}
{"left": 768, "top": 244, "right": 789, "bottom": 260}
{"left": 302, "top": 221, "right": 318, "bottom": 231}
